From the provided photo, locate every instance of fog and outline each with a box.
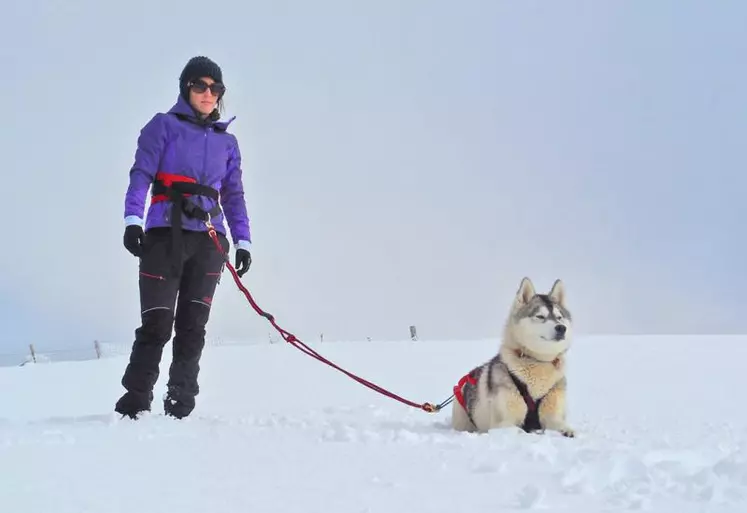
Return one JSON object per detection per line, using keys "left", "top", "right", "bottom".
{"left": 2, "top": 0, "right": 745, "bottom": 356}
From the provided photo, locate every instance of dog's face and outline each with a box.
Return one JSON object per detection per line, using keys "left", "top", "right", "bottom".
{"left": 508, "top": 277, "right": 572, "bottom": 359}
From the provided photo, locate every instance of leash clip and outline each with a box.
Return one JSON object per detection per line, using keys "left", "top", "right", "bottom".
{"left": 423, "top": 403, "right": 438, "bottom": 413}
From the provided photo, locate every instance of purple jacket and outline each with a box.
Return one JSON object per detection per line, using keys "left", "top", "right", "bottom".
{"left": 123, "top": 95, "right": 251, "bottom": 248}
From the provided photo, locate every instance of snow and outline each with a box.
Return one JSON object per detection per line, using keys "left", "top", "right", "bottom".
{"left": 0, "top": 334, "right": 745, "bottom": 512}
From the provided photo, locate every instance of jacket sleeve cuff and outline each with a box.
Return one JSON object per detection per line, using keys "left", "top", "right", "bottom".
{"left": 236, "top": 240, "right": 252, "bottom": 252}
{"left": 125, "top": 216, "right": 143, "bottom": 227}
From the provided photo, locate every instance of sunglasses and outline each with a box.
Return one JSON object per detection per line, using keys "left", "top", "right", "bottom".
{"left": 189, "top": 79, "right": 226, "bottom": 96}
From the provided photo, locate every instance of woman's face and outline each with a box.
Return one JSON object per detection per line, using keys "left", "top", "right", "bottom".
{"left": 189, "top": 76, "right": 224, "bottom": 117}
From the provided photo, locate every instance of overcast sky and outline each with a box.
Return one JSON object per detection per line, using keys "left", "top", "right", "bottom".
{"left": 2, "top": 0, "right": 746, "bottom": 356}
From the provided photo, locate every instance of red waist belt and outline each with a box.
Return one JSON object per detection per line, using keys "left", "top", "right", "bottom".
{"left": 150, "top": 171, "right": 223, "bottom": 274}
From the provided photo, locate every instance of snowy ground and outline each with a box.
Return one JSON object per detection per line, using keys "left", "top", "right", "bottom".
{"left": 0, "top": 334, "right": 745, "bottom": 512}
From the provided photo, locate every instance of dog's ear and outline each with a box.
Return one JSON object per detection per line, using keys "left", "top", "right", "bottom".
{"left": 548, "top": 279, "right": 566, "bottom": 308}
{"left": 514, "top": 277, "right": 536, "bottom": 307}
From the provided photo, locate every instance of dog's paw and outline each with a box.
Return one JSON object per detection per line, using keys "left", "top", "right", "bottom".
{"left": 542, "top": 419, "right": 576, "bottom": 438}
{"left": 560, "top": 428, "right": 576, "bottom": 438}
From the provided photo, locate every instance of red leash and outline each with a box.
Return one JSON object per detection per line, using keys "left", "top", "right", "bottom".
{"left": 205, "top": 221, "right": 447, "bottom": 413}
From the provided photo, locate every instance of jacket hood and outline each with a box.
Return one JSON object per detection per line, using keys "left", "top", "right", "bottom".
{"left": 168, "top": 95, "right": 236, "bottom": 132}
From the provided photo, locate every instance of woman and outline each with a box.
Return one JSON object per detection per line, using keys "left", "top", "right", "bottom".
{"left": 115, "top": 56, "right": 253, "bottom": 419}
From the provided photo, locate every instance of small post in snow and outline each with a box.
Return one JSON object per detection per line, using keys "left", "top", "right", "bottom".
{"left": 29, "top": 344, "right": 36, "bottom": 363}
{"left": 409, "top": 325, "right": 418, "bottom": 341}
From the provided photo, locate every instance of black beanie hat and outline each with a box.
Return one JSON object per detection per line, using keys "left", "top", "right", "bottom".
{"left": 179, "top": 56, "right": 224, "bottom": 101}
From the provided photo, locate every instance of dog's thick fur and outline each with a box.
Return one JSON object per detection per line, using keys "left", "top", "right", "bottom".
{"left": 451, "top": 277, "right": 575, "bottom": 437}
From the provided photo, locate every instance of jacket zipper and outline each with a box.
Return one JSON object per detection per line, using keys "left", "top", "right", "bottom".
{"left": 202, "top": 127, "right": 209, "bottom": 185}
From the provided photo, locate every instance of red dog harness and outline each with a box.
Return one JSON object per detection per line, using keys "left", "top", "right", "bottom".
{"left": 453, "top": 368, "right": 479, "bottom": 411}
{"left": 453, "top": 356, "right": 545, "bottom": 433}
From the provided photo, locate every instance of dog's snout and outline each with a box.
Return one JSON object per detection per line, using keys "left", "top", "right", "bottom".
{"left": 555, "top": 324, "right": 567, "bottom": 336}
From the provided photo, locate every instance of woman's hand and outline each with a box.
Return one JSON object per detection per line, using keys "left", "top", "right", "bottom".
{"left": 235, "top": 249, "right": 251, "bottom": 277}
{"left": 124, "top": 225, "right": 144, "bottom": 257}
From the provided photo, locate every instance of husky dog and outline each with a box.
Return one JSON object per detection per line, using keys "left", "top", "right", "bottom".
{"left": 451, "top": 277, "right": 575, "bottom": 437}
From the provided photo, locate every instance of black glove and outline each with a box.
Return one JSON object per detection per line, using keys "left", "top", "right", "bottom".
{"left": 123, "top": 225, "right": 144, "bottom": 257}
{"left": 235, "top": 249, "right": 251, "bottom": 277}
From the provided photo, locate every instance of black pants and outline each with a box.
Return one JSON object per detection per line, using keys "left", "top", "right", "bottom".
{"left": 115, "top": 227, "right": 229, "bottom": 418}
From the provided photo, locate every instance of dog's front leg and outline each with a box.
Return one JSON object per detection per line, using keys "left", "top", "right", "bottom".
{"left": 538, "top": 381, "right": 575, "bottom": 438}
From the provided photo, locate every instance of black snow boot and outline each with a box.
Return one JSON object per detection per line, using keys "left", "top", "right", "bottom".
{"left": 163, "top": 386, "right": 196, "bottom": 419}
{"left": 115, "top": 390, "right": 154, "bottom": 419}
